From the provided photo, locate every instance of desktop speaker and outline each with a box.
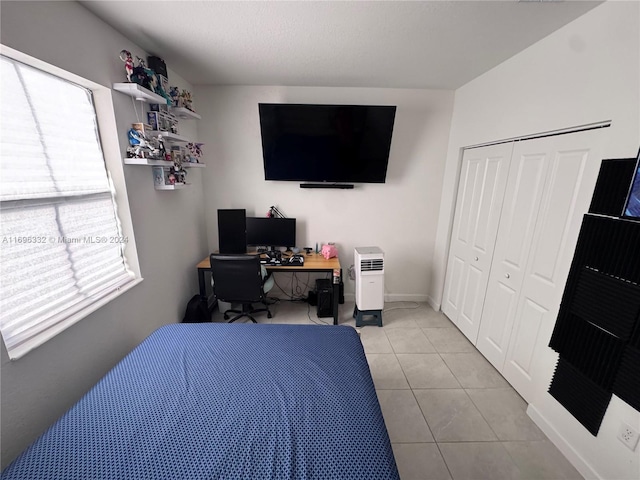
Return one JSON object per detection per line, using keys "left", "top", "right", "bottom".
{"left": 218, "top": 209, "right": 246, "bottom": 254}
{"left": 316, "top": 279, "right": 333, "bottom": 318}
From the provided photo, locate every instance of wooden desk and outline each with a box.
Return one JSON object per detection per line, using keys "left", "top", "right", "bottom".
{"left": 197, "top": 252, "right": 342, "bottom": 325}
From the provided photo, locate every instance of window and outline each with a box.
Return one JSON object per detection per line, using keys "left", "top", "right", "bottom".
{"left": 0, "top": 49, "right": 141, "bottom": 359}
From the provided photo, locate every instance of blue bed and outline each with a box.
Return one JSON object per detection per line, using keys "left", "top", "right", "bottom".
{"left": 2, "top": 323, "right": 399, "bottom": 479}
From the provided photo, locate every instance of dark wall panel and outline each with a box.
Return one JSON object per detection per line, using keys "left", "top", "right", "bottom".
{"left": 588, "top": 158, "right": 636, "bottom": 217}
{"left": 548, "top": 154, "right": 640, "bottom": 436}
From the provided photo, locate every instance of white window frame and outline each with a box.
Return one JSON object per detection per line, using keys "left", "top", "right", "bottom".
{"left": 1, "top": 44, "right": 143, "bottom": 359}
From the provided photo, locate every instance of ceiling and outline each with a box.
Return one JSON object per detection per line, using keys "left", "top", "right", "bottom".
{"left": 81, "top": 0, "right": 601, "bottom": 90}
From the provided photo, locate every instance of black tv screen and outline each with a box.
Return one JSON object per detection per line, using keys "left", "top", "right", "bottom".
{"left": 623, "top": 151, "right": 640, "bottom": 219}
{"left": 258, "top": 103, "right": 396, "bottom": 183}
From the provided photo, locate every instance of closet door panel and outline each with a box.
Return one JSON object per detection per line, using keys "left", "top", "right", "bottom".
{"left": 504, "top": 131, "right": 604, "bottom": 402}
{"left": 442, "top": 143, "right": 513, "bottom": 342}
{"left": 477, "top": 146, "right": 549, "bottom": 367}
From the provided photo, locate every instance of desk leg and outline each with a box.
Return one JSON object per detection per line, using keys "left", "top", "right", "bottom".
{"left": 332, "top": 268, "right": 342, "bottom": 325}
{"left": 198, "top": 268, "right": 209, "bottom": 313}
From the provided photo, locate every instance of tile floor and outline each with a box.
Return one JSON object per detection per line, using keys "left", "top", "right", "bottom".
{"left": 212, "top": 299, "right": 583, "bottom": 480}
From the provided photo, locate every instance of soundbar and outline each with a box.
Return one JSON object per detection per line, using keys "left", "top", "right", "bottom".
{"left": 300, "top": 183, "right": 355, "bottom": 189}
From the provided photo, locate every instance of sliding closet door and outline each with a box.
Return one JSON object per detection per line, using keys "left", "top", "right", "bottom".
{"left": 502, "top": 129, "right": 605, "bottom": 402}
{"left": 474, "top": 130, "right": 606, "bottom": 401}
{"left": 441, "top": 143, "right": 513, "bottom": 342}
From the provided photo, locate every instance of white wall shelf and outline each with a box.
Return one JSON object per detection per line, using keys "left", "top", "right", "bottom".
{"left": 119, "top": 83, "right": 203, "bottom": 190}
{"left": 149, "top": 130, "right": 190, "bottom": 143}
{"left": 113, "top": 82, "right": 167, "bottom": 104}
{"left": 155, "top": 183, "right": 186, "bottom": 191}
{"left": 124, "top": 158, "right": 173, "bottom": 167}
{"left": 124, "top": 157, "right": 206, "bottom": 168}
{"left": 170, "top": 106, "right": 202, "bottom": 120}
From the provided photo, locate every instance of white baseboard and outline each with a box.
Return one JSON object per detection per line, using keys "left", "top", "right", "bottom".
{"left": 426, "top": 294, "right": 441, "bottom": 312}
{"left": 527, "top": 405, "right": 600, "bottom": 480}
{"left": 385, "top": 294, "right": 430, "bottom": 303}
{"left": 288, "top": 291, "right": 435, "bottom": 306}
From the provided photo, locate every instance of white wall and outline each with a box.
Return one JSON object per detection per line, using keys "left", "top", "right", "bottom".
{"left": 431, "top": 2, "right": 640, "bottom": 479}
{"left": 0, "top": 1, "right": 208, "bottom": 466}
{"left": 195, "top": 86, "right": 454, "bottom": 302}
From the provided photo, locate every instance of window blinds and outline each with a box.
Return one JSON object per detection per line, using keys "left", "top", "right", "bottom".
{"left": 0, "top": 56, "right": 135, "bottom": 358}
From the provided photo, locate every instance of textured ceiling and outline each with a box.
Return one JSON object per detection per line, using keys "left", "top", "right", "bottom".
{"left": 81, "top": 0, "right": 601, "bottom": 89}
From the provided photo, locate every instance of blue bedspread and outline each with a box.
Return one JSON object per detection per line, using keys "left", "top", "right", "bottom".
{"left": 2, "top": 324, "right": 399, "bottom": 479}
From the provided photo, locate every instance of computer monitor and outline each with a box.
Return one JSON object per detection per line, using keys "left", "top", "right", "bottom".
{"left": 246, "top": 217, "right": 296, "bottom": 250}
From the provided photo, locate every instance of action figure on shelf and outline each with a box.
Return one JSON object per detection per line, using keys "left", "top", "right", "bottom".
{"left": 155, "top": 74, "right": 172, "bottom": 105}
{"left": 169, "top": 86, "right": 180, "bottom": 107}
{"left": 127, "top": 128, "right": 159, "bottom": 159}
{"left": 186, "top": 142, "right": 204, "bottom": 163}
{"left": 179, "top": 89, "right": 194, "bottom": 111}
{"left": 119, "top": 50, "right": 134, "bottom": 82}
{"left": 157, "top": 134, "right": 166, "bottom": 160}
{"left": 130, "top": 56, "right": 157, "bottom": 93}
{"left": 171, "top": 166, "right": 187, "bottom": 184}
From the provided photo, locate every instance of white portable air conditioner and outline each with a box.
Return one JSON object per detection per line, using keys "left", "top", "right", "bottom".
{"left": 355, "top": 247, "right": 385, "bottom": 310}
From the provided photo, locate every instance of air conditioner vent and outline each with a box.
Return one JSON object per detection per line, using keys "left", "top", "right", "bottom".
{"left": 361, "top": 259, "right": 384, "bottom": 271}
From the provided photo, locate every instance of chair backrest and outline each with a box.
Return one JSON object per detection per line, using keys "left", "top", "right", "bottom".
{"left": 210, "top": 254, "right": 264, "bottom": 304}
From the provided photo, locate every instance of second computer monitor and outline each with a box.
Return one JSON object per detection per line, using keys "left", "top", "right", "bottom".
{"left": 246, "top": 217, "right": 296, "bottom": 250}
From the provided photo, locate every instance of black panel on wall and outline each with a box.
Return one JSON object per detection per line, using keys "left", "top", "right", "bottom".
{"left": 548, "top": 358, "right": 611, "bottom": 436}
{"left": 549, "top": 313, "right": 625, "bottom": 390}
{"left": 548, "top": 153, "right": 640, "bottom": 436}
{"left": 588, "top": 158, "right": 636, "bottom": 216}
{"left": 571, "top": 267, "right": 640, "bottom": 340}
{"left": 613, "top": 346, "right": 640, "bottom": 412}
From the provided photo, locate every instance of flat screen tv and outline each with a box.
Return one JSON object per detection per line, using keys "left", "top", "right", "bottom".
{"left": 623, "top": 149, "right": 640, "bottom": 220}
{"left": 258, "top": 103, "right": 396, "bottom": 183}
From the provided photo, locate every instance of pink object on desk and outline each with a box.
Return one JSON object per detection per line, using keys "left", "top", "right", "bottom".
{"left": 321, "top": 244, "right": 338, "bottom": 259}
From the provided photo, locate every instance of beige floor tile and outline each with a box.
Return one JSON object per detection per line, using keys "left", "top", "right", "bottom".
{"left": 366, "top": 353, "right": 410, "bottom": 389}
{"left": 397, "top": 354, "right": 460, "bottom": 389}
{"left": 359, "top": 327, "right": 394, "bottom": 353}
{"left": 377, "top": 390, "right": 434, "bottom": 443}
{"left": 503, "top": 441, "right": 583, "bottom": 479}
{"left": 467, "top": 388, "right": 546, "bottom": 441}
{"left": 439, "top": 442, "right": 522, "bottom": 480}
{"left": 386, "top": 328, "right": 436, "bottom": 354}
{"left": 392, "top": 443, "right": 451, "bottom": 480}
{"left": 440, "top": 352, "right": 509, "bottom": 388}
{"left": 381, "top": 313, "right": 420, "bottom": 329}
{"left": 413, "top": 310, "right": 456, "bottom": 328}
{"left": 414, "top": 389, "right": 497, "bottom": 442}
{"left": 422, "top": 328, "right": 475, "bottom": 353}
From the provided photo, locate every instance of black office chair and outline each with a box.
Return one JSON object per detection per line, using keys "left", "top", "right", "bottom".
{"left": 210, "top": 253, "right": 273, "bottom": 323}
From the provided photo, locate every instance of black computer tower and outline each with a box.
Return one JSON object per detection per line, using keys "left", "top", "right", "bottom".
{"left": 218, "top": 209, "right": 246, "bottom": 254}
{"left": 316, "top": 279, "right": 333, "bottom": 318}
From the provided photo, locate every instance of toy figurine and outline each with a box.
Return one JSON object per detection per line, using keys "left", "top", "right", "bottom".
{"left": 119, "top": 50, "right": 134, "bottom": 82}
{"left": 130, "top": 56, "right": 157, "bottom": 92}
{"left": 157, "top": 134, "right": 166, "bottom": 159}
{"left": 179, "top": 89, "right": 194, "bottom": 111}
{"left": 169, "top": 86, "right": 180, "bottom": 107}
{"left": 128, "top": 127, "right": 148, "bottom": 147}
{"left": 186, "top": 142, "right": 204, "bottom": 163}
